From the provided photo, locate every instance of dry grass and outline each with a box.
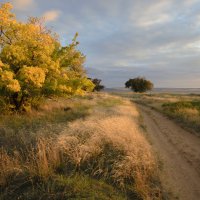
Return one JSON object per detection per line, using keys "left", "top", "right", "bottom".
{"left": 161, "top": 101, "right": 200, "bottom": 133}
{"left": 0, "top": 148, "right": 21, "bottom": 186}
{"left": 128, "top": 92, "right": 200, "bottom": 134}
{"left": 0, "top": 94, "right": 161, "bottom": 199}
{"left": 56, "top": 102, "right": 160, "bottom": 199}
{"left": 177, "top": 108, "right": 200, "bottom": 121}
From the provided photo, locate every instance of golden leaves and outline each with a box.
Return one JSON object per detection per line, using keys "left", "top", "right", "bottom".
{"left": 6, "top": 79, "right": 21, "bottom": 93}
{"left": 0, "top": 2, "right": 94, "bottom": 110}
{"left": 0, "top": 65, "right": 21, "bottom": 92}
{"left": 18, "top": 66, "right": 46, "bottom": 88}
{"left": 58, "top": 85, "right": 72, "bottom": 93}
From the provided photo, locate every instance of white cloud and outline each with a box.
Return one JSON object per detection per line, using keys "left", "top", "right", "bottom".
{"left": 130, "top": 1, "right": 173, "bottom": 27}
{"left": 136, "top": 14, "right": 171, "bottom": 27}
{"left": 42, "top": 10, "right": 61, "bottom": 22}
{"left": 12, "top": 0, "right": 34, "bottom": 10}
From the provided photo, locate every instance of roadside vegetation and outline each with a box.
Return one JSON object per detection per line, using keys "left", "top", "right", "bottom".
{"left": 0, "top": 94, "right": 162, "bottom": 200}
{"left": 162, "top": 101, "right": 200, "bottom": 133}
{"left": 121, "top": 92, "right": 200, "bottom": 135}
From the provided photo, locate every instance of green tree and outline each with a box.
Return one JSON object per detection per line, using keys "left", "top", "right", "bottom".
{"left": 89, "top": 78, "right": 105, "bottom": 92}
{"left": 0, "top": 3, "right": 94, "bottom": 111}
{"left": 125, "top": 77, "right": 153, "bottom": 93}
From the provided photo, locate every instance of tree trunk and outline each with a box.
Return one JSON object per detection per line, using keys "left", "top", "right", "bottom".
{"left": 12, "top": 93, "right": 25, "bottom": 111}
{"left": 12, "top": 92, "right": 19, "bottom": 110}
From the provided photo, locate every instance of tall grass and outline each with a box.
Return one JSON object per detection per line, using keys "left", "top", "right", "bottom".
{"left": 57, "top": 114, "right": 159, "bottom": 199}
{"left": 162, "top": 101, "right": 200, "bottom": 133}
{"left": 0, "top": 94, "right": 161, "bottom": 199}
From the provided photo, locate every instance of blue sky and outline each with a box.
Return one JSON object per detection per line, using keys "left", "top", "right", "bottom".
{"left": 2, "top": 0, "right": 200, "bottom": 88}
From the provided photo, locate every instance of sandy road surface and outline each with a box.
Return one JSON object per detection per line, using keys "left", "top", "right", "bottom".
{"left": 138, "top": 105, "right": 200, "bottom": 200}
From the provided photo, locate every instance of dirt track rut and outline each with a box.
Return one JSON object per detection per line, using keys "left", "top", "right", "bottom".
{"left": 138, "top": 105, "right": 200, "bottom": 200}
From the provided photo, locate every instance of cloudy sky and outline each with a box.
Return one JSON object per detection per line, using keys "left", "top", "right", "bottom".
{"left": 2, "top": 0, "right": 200, "bottom": 88}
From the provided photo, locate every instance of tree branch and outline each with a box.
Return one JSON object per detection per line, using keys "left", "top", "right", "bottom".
{"left": 0, "top": 26, "right": 12, "bottom": 45}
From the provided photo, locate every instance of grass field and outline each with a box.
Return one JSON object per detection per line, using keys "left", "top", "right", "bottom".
{"left": 0, "top": 93, "right": 162, "bottom": 200}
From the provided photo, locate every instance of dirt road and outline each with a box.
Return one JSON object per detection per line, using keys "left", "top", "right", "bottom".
{"left": 138, "top": 105, "right": 200, "bottom": 200}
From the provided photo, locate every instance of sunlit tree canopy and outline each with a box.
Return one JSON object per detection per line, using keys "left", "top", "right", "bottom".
{"left": 0, "top": 3, "right": 94, "bottom": 111}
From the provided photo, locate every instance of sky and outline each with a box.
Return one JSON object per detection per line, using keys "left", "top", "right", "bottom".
{"left": 1, "top": 0, "right": 200, "bottom": 88}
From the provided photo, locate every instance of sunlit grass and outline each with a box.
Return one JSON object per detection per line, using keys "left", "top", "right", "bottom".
{"left": 130, "top": 92, "right": 200, "bottom": 134}
{"left": 0, "top": 94, "right": 161, "bottom": 199}
{"left": 162, "top": 101, "right": 200, "bottom": 133}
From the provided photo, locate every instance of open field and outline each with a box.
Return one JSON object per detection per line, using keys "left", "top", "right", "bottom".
{"left": 1, "top": 91, "right": 200, "bottom": 200}
{"left": 0, "top": 94, "right": 161, "bottom": 200}
{"left": 135, "top": 93, "right": 200, "bottom": 135}
{"left": 110, "top": 90, "right": 200, "bottom": 135}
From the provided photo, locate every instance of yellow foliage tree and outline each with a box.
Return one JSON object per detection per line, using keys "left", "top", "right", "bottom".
{"left": 0, "top": 3, "right": 94, "bottom": 111}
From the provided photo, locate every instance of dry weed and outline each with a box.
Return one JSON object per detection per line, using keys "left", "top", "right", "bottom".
{"left": 0, "top": 149, "right": 22, "bottom": 185}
